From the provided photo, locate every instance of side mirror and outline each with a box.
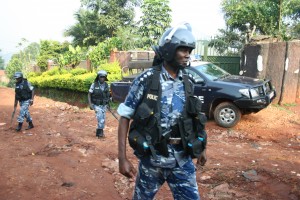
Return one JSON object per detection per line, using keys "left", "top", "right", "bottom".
{"left": 195, "top": 79, "right": 205, "bottom": 85}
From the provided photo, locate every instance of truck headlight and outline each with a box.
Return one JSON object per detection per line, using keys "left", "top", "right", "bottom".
{"left": 239, "top": 89, "right": 259, "bottom": 98}
{"left": 239, "top": 89, "right": 250, "bottom": 98}
{"left": 249, "top": 89, "right": 259, "bottom": 98}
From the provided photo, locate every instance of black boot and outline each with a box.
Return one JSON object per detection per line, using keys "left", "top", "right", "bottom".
{"left": 16, "top": 123, "right": 23, "bottom": 132}
{"left": 96, "top": 129, "right": 99, "bottom": 138}
{"left": 25, "top": 121, "right": 34, "bottom": 130}
{"left": 96, "top": 129, "right": 104, "bottom": 138}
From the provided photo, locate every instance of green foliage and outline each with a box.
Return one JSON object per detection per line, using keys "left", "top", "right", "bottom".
{"left": 28, "top": 62, "right": 122, "bottom": 92}
{"left": 209, "top": 29, "right": 243, "bottom": 56}
{"left": 29, "top": 71, "right": 94, "bottom": 92}
{"left": 0, "top": 49, "right": 5, "bottom": 70}
{"left": 5, "top": 40, "right": 41, "bottom": 85}
{"left": 97, "top": 62, "right": 122, "bottom": 82}
{"left": 139, "top": 0, "right": 172, "bottom": 47}
{"left": 222, "top": 0, "right": 300, "bottom": 39}
{"left": 27, "top": 72, "right": 41, "bottom": 78}
{"left": 42, "top": 66, "right": 61, "bottom": 76}
{"left": 283, "top": 103, "right": 297, "bottom": 107}
{"left": 37, "top": 40, "right": 70, "bottom": 71}
{"left": 70, "top": 68, "right": 88, "bottom": 76}
{"left": 21, "top": 42, "right": 40, "bottom": 62}
{"left": 65, "top": 0, "right": 139, "bottom": 47}
{"left": 57, "top": 45, "right": 86, "bottom": 69}
{"left": 87, "top": 40, "right": 114, "bottom": 69}
{"left": 113, "top": 26, "right": 145, "bottom": 50}
{"left": 5, "top": 57, "right": 23, "bottom": 79}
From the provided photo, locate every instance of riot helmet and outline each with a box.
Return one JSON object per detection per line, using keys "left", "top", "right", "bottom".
{"left": 96, "top": 70, "right": 108, "bottom": 81}
{"left": 159, "top": 23, "right": 196, "bottom": 63}
{"left": 14, "top": 72, "right": 23, "bottom": 79}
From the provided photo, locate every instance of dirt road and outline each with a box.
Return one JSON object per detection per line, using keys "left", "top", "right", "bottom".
{"left": 0, "top": 87, "right": 299, "bottom": 200}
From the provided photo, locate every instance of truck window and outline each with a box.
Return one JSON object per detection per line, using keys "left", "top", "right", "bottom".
{"left": 186, "top": 68, "right": 204, "bottom": 83}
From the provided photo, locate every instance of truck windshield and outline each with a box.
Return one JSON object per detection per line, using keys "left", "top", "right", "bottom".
{"left": 194, "top": 63, "right": 231, "bottom": 81}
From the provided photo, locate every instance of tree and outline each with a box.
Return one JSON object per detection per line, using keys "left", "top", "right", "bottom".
{"left": 65, "top": 0, "right": 140, "bottom": 47}
{"left": 209, "top": 29, "right": 243, "bottom": 56}
{"left": 0, "top": 49, "right": 5, "bottom": 70}
{"left": 113, "top": 26, "right": 145, "bottom": 50}
{"left": 5, "top": 57, "right": 23, "bottom": 80}
{"left": 13, "top": 39, "right": 41, "bottom": 72}
{"left": 57, "top": 45, "right": 86, "bottom": 69}
{"left": 64, "top": 9, "right": 101, "bottom": 47}
{"left": 37, "top": 40, "right": 70, "bottom": 72}
{"left": 221, "top": 0, "right": 300, "bottom": 39}
{"left": 139, "top": 0, "right": 172, "bottom": 47}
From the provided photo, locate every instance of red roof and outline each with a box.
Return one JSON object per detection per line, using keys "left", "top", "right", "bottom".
{"left": 0, "top": 70, "right": 5, "bottom": 76}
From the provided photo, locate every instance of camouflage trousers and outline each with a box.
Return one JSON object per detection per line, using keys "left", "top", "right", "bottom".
{"left": 94, "top": 105, "right": 107, "bottom": 129}
{"left": 133, "top": 158, "right": 200, "bottom": 200}
{"left": 17, "top": 99, "right": 32, "bottom": 123}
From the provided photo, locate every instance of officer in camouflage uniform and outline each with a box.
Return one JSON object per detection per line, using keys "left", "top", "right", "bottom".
{"left": 14, "top": 72, "right": 35, "bottom": 131}
{"left": 88, "top": 70, "right": 110, "bottom": 138}
{"left": 117, "top": 23, "right": 207, "bottom": 200}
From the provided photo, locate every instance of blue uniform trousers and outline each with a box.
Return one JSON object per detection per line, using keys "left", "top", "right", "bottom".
{"left": 94, "top": 105, "right": 107, "bottom": 129}
{"left": 133, "top": 158, "right": 200, "bottom": 200}
{"left": 17, "top": 99, "right": 32, "bottom": 123}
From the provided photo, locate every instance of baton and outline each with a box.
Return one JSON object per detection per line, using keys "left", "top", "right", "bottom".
{"left": 107, "top": 107, "right": 119, "bottom": 121}
{"left": 10, "top": 107, "right": 16, "bottom": 127}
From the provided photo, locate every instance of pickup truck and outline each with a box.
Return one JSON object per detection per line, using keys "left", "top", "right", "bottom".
{"left": 110, "top": 61, "right": 276, "bottom": 128}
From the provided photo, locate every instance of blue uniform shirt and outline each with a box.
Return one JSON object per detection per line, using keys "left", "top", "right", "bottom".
{"left": 117, "top": 66, "right": 191, "bottom": 168}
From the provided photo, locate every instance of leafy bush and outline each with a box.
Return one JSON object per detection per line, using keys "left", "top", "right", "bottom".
{"left": 28, "top": 62, "right": 122, "bottom": 92}
{"left": 42, "top": 67, "right": 61, "bottom": 76}
{"left": 97, "top": 62, "right": 122, "bottom": 82}
{"left": 27, "top": 72, "right": 41, "bottom": 78}
{"left": 70, "top": 68, "right": 88, "bottom": 76}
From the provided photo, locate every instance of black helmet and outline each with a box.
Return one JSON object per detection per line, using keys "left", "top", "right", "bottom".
{"left": 14, "top": 72, "right": 23, "bottom": 79}
{"left": 159, "top": 23, "right": 196, "bottom": 62}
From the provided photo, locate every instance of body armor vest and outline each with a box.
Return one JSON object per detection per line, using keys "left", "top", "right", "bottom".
{"left": 91, "top": 82, "right": 110, "bottom": 106}
{"left": 15, "top": 79, "right": 32, "bottom": 101}
{"left": 129, "top": 65, "right": 207, "bottom": 159}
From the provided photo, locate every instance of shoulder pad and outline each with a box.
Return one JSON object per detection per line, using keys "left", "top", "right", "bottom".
{"left": 136, "top": 69, "right": 154, "bottom": 85}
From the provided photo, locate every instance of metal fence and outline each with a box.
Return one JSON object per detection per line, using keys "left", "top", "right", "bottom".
{"left": 193, "top": 40, "right": 241, "bottom": 75}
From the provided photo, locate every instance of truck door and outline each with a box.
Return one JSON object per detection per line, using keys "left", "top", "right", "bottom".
{"left": 185, "top": 68, "right": 211, "bottom": 114}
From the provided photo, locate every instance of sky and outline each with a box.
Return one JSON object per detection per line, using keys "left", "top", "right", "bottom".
{"left": 0, "top": 0, "right": 225, "bottom": 62}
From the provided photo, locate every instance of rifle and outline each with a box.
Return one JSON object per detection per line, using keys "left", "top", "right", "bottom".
{"left": 10, "top": 107, "right": 16, "bottom": 127}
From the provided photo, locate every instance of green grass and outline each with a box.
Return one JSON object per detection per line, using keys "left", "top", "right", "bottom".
{"left": 35, "top": 87, "right": 121, "bottom": 110}
{"left": 0, "top": 82, "right": 8, "bottom": 87}
{"left": 272, "top": 103, "right": 295, "bottom": 114}
{"left": 283, "top": 103, "right": 297, "bottom": 107}
{"left": 109, "top": 101, "right": 119, "bottom": 110}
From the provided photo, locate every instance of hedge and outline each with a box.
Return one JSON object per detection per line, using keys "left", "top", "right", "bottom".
{"left": 28, "top": 62, "right": 122, "bottom": 92}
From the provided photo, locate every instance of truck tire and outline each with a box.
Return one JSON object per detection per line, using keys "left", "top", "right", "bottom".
{"left": 213, "top": 102, "right": 241, "bottom": 128}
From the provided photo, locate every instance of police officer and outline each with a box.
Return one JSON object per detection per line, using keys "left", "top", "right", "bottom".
{"left": 88, "top": 70, "right": 110, "bottom": 138}
{"left": 14, "top": 72, "right": 35, "bottom": 131}
{"left": 117, "top": 23, "right": 207, "bottom": 200}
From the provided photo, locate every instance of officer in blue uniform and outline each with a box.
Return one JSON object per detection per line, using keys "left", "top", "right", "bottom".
{"left": 14, "top": 72, "right": 35, "bottom": 131}
{"left": 117, "top": 23, "right": 207, "bottom": 200}
{"left": 88, "top": 70, "right": 110, "bottom": 138}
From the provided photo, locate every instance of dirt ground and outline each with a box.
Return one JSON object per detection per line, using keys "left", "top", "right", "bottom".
{"left": 0, "top": 86, "right": 299, "bottom": 200}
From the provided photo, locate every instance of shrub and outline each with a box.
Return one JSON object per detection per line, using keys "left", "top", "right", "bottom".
{"left": 27, "top": 72, "right": 41, "bottom": 78}
{"left": 70, "top": 68, "right": 88, "bottom": 76}
{"left": 42, "top": 67, "right": 61, "bottom": 76}
{"left": 97, "top": 62, "right": 122, "bottom": 82}
{"left": 28, "top": 62, "right": 122, "bottom": 92}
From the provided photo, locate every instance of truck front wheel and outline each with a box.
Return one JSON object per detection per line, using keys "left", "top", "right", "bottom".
{"left": 213, "top": 102, "right": 241, "bottom": 128}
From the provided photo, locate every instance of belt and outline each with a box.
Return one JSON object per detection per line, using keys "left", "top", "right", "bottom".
{"left": 168, "top": 137, "right": 182, "bottom": 145}
{"left": 170, "top": 124, "right": 180, "bottom": 137}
